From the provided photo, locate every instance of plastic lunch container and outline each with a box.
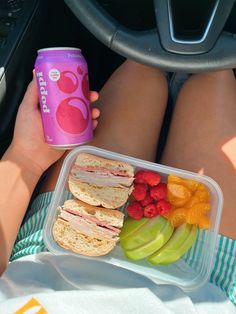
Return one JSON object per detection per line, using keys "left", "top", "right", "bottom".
{"left": 43, "top": 145, "right": 223, "bottom": 292}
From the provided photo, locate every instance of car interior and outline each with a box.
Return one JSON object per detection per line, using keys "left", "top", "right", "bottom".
{"left": 0, "top": 0, "right": 236, "bottom": 160}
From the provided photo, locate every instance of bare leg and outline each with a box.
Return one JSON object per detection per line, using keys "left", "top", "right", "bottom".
{"left": 161, "top": 70, "right": 236, "bottom": 240}
{"left": 40, "top": 60, "right": 168, "bottom": 193}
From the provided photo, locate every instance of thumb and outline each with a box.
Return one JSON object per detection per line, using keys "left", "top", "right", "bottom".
{"left": 20, "top": 76, "right": 39, "bottom": 110}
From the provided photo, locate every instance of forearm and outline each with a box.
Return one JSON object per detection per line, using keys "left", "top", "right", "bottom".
{"left": 0, "top": 145, "right": 43, "bottom": 273}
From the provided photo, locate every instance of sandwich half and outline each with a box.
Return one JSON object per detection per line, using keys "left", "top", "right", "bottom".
{"left": 52, "top": 199, "right": 124, "bottom": 256}
{"left": 68, "top": 153, "right": 134, "bottom": 209}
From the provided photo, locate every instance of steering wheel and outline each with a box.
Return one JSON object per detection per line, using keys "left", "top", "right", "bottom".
{"left": 64, "top": 0, "right": 236, "bottom": 73}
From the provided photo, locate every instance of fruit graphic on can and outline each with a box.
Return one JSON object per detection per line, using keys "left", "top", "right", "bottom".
{"left": 34, "top": 47, "right": 93, "bottom": 148}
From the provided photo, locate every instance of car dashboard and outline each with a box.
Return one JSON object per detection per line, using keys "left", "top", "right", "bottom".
{"left": 0, "top": 0, "right": 44, "bottom": 156}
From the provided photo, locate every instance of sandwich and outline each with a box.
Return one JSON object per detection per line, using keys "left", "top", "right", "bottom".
{"left": 68, "top": 153, "right": 134, "bottom": 209}
{"left": 53, "top": 199, "right": 125, "bottom": 256}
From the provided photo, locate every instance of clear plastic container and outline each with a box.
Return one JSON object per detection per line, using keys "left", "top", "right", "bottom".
{"left": 43, "top": 145, "right": 223, "bottom": 292}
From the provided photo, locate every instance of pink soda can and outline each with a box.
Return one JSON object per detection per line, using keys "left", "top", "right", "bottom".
{"left": 34, "top": 47, "right": 93, "bottom": 148}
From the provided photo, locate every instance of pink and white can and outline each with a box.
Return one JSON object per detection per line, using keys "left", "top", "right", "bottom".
{"left": 34, "top": 47, "right": 93, "bottom": 148}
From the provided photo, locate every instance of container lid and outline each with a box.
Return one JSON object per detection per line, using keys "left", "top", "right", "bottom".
{"left": 43, "top": 145, "right": 223, "bottom": 292}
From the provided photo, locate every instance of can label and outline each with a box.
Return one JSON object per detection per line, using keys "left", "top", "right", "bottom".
{"left": 34, "top": 48, "right": 93, "bottom": 148}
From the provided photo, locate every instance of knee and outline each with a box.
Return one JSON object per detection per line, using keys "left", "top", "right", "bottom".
{"left": 124, "top": 59, "right": 168, "bottom": 86}
{"left": 192, "top": 69, "right": 235, "bottom": 82}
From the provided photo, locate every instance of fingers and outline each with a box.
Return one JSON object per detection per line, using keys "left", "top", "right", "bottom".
{"left": 90, "top": 90, "right": 100, "bottom": 120}
{"left": 91, "top": 107, "right": 100, "bottom": 130}
{"left": 92, "top": 119, "right": 98, "bottom": 130}
{"left": 89, "top": 91, "right": 99, "bottom": 102}
{"left": 91, "top": 107, "right": 100, "bottom": 119}
{"left": 20, "top": 76, "right": 39, "bottom": 110}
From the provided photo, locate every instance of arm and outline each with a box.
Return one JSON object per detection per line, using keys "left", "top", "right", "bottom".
{"left": 0, "top": 146, "right": 44, "bottom": 273}
{"left": 0, "top": 77, "right": 99, "bottom": 274}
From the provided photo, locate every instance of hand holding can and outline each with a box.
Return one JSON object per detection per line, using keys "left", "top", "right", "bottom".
{"left": 34, "top": 47, "right": 93, "bottom": 149}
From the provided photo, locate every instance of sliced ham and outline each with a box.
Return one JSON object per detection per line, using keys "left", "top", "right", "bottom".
{"left": 59, "top": 209, "right": 120, "bottom": 241}
{"left": 71, "top": 166, "right": 134, "bottom": 188}
{"left": 65, "top": 207, "right": 121, "bottom": 233}
{"left": 73, "top": 165, "right": 129, "bottom": 177}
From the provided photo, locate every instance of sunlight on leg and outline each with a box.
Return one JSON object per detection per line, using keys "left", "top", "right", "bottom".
{"left": 221, "top": 136, "right": 236, "bottom": 170}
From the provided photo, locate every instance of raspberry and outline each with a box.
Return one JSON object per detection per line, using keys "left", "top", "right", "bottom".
{"left": 140, "top": 193, "right": 154, "bottom": 207}
{"left": 143, "top": 204, "right": 159, "bottom": 218}
{"left": 156, "top": 200, "right": 172, "bottom": 215}
{"left": 135, "top": 170, "right": 161, "bottom": 186}
{"left": 150, "top": 183, "right": 167, "bottom": 201}
{"left": 127, "top": 201, "right": 143, "bottom": 220}
{"left": 132, "top": 183, "right": 147, "bottom": 201}
{"left": 134, "top": 170, "right": 147, "bottom": 184}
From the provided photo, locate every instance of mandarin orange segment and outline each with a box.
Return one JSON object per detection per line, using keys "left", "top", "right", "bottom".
{"left": 167, "top": 183, "right": 192, "bottom": 207}
{"left": 190, "top": 202, "right": 211, "bottom": 214}
{"left": 168, "top": 175, "right": 184, "bottom": 184}
{"left": 168, "top": 175, "right": 200, "bottom": 192}
{"left": 186, "top": 214, "right": 200, "bottom": 225}
{"left": 195, "top": 183, "right": 210, "bottom": 202}
{"left": 198, "top": 215, "right": 210, "bottom": 229}
{"left": 182, "top": 179, "right": 200, "bottom": 192}
{"left": 184, "top": 195, "right": 201, "bottom": 208}
{"left": 169, "top": 208, "right": 187, "bottom": 227}
{"left": 167, "top": 175, "right": 211, "bottom": 229}
{"left": 186, "top": 203, "right": 211, "bottom": 224}
{"left": 200, "top": 202, "right": 211, "bottom": 212}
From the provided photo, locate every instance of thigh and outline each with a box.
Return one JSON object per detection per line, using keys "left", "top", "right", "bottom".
{"left": 91, "top": 60, "right": 168, "bottom": 161}
{"left": 161, "top": 70, "right": 236, "bottom": 240}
